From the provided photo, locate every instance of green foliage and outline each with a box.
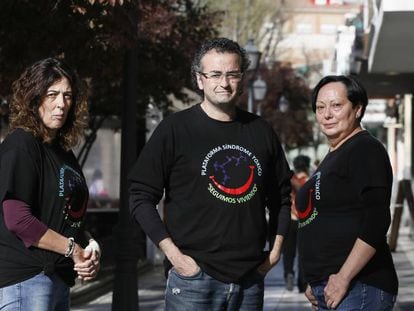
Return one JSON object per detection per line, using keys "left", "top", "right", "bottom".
{"left": 0, "top": 0, "right": 219, "bottom": 119}
{"left": 239, "top": 62, "right": 313, "bottom": 150}
{"left": 263, "top": 63, "right": 313, "bottom": 150}
{"left": 203, "top": 0, "right": 313, "bottom": 149}
{"left": 204, "top": 0, "right": 285, "bottom": 46}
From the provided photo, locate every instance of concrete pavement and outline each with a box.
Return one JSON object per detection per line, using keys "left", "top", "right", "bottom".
{"left": 72, "top": 225, "right": 414, "bottom": 310}
{"left": 392, "top": 226, "right": 414, "bottom": 311}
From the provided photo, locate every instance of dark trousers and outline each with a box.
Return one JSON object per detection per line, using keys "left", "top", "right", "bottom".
{"left": 282, "top": 219, "right": 306, "bottom": 291}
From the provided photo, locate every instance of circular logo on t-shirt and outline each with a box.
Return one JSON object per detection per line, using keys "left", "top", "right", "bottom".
{"left": 59, "top": 164, "right": 88, "bottom": 227}
{"left": 297, "top": 171, "right": 320, "bottom": 228}
{"left": 200, "top": 144, "right": 261, "bottom": 204}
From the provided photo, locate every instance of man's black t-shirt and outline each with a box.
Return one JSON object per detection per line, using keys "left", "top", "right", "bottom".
{"left": 297, "top": 131, "right": 398, "bottom": 294}
{"left": 129, "top": 104, "right": 292, "bottom": 283}
{"left": 0, "top": 129, "right": 89, "bottom": 287}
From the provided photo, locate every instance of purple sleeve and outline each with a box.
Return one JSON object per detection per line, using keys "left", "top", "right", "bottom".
{"left": 2, "top": 199, "right": 48, "bottom": 248}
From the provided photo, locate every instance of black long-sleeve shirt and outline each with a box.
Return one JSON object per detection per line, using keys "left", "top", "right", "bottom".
{"left": 129, "top": 104, "right": 292, "bottom": 283}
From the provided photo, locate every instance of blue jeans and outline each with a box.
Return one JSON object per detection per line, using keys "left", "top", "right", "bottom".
{"left": 311, "top": 280, "right": 396, "bottom": 311}
{"left": 165, "top": 268, "right": 264, "bottom": 310}
{"left": 0, "top": 272, "right": 70, "bottom": 311}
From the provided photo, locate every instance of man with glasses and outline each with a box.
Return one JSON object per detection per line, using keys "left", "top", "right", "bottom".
{"left": 129, "top": 37, "right": 292, "bottom": 310}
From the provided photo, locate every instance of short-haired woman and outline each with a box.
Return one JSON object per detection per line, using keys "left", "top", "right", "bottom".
{"left": 297, "top": 75, "right": 398, "bottom": 310}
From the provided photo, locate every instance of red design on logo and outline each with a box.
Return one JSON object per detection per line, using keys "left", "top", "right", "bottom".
{"left": 209, "top": 166, "right": 255, "bottom": 195}
{"left": 67, "top": 198, "right": 87, "bottom": 218}
{"left": 297, "top": 188, "right": 313, "bottom": 219}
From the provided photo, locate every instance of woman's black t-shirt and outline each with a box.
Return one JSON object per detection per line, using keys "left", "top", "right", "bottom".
{"left": 296, "top": 130, "right": 398, "bottom": 295}
{"left": 0, "top": 129, "right": 89, "bottom": 287}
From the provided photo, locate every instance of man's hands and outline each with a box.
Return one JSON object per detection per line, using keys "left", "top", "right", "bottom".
{"left": 159, "top": 238, "right": 200, "bottom": 277}
{"left": 170, "top": 253, "right": 200, "bottom": 277}
{"left": 257, "top": 235, "right": 284, "bottom": 276}
{"left": 257, "top": 249, "right": 280, "bottom": 276}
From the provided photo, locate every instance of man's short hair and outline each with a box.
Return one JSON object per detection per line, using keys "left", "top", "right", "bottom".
{"left": 191, "top": 38, "right": 250, "bottom": 95}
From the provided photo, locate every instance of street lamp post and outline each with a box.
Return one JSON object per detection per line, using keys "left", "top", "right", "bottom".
{"left": 252, "top": 76, "right": 267, "bottom": 115}
{"left": 278, "top": 95, "right": 289, "bottom": 113}
{"left": 278, "top": 95, "right": 289, "bottom": 150}
{"left": 244, "top": 39, "right": 262, "bottom": 113}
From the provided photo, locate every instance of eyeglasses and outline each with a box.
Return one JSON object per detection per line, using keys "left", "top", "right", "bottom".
{"left": 198, "top": 71, "right": 243, "bottom": 83}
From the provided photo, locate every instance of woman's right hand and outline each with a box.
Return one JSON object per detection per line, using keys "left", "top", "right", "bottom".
{"left": 305, "top": 284, "right": 318, "bottom": 311}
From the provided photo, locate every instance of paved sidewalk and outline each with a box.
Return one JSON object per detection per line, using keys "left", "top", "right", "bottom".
{"left": 73, "top": 226, "right": 414, "bottom": 310}
{"left": 392, "top": 226, "right": 414, "bottom": 311}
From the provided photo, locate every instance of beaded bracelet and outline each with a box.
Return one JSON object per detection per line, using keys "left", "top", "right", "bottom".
{"left": 64, "top": 237, "right": 75, "bottom": 257}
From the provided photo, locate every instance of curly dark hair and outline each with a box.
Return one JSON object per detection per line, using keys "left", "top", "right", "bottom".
{"left": 191, "top": 37, "right": 250, "bottom": 96}
{"left": 10, "top": 58, "right": 89, "bottom": 150}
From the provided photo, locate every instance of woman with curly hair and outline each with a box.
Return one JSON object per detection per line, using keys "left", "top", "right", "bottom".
{"left": 0, "top": 58, "right": 100, "bottom": 310}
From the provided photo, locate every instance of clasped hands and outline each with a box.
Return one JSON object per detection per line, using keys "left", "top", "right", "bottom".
{"left": 73, "top": 240, "right": 101, "bottom": 281}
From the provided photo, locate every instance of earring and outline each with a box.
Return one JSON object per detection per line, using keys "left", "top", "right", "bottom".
{"left": 356, "top": 113, "right": 360, "bottom": 119}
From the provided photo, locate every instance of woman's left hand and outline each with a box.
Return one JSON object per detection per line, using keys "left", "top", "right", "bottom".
{"left": 305, "top": 284, "right": 319, "bottom": 311}
{"left": 324, "top": 273, "right": 349, "bottom": 309}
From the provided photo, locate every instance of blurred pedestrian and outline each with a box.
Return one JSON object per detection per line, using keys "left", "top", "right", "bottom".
{"left": 0, "top": 58, "right": 100, "bottom": 311}
{"left": 282, "top": 155, "right": 310, "bottom": 292}
{"left": 297, "top": 75, "right": 398, "bottom": 310}
{"left": 89, "top": 169, "right": 108, "bottom": 198}
{"left": 129, "top": 37, "right": 292, "bottom": 310}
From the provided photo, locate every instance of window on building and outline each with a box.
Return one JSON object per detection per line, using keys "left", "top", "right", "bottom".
{"left": 320, "top": 23, "right": 337, "bottom": 34}
{"left": 296, "top": 23, "right": 313, "bottom": 34}
{"left": 313, "top": 0, "right": 344, "bottom": 5}
{"left": 76, "top": 126, "right": 121, "bottom": 211}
